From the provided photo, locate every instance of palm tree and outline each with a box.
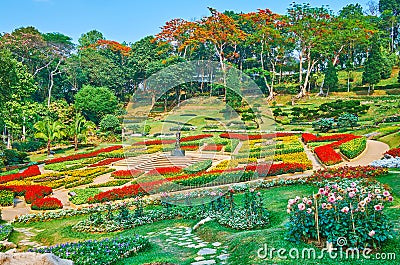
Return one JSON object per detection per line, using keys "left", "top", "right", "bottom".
{"left": 34, "top": 119, "right": 65, "bottom": 155}
{"left": 69, "top": 113, "right": 94, "bottom": 151}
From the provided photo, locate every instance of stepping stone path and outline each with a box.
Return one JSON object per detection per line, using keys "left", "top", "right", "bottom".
{"left": 13, "top": 227, "right": 43, "bottom": 249}
{"left": 146, "top": 226, "right": 229, "bottom": 265}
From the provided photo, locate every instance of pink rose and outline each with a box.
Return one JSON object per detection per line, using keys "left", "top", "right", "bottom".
{"left": 307, "top": 208, "right": 313, "bottom": 214}
{"left": 328, "top": 196, "right": 336, "bottom": 203}
{"left": 374, "top": 204, "right": 384, "bottom": 211}
{"left": 383, "top": 191, "right": 390, "bottom": 197}
{"left": 368, "top": 230, "right": 376, "bottom": 237}
{"left": 298, "top": 203, "right": 306, "bottom": 211}
{"left": 341, "top": 207, "right": 349, "bottom": 214}
{"left": 388, "top": 196, "right": 394, "bottom": 202}
{"left": 349, "top": 192, "right": 356, "bottom": 198}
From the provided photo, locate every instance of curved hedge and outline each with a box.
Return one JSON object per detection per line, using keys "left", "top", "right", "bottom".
{"left": 340, "top": 137, "right": 367, "bottom": 159}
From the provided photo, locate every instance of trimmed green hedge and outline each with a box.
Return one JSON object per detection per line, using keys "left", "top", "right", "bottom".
{"left": 0, "top": 190, "right": 14, "bottom": 207}
{"left": 340, "top": 137, "right": 367, "bottom": 159}
{"left": 183, "top": 159, "right": 213, "bottom": 174}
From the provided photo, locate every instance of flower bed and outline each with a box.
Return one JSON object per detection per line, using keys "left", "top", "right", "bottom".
{"left": 88, "top": 184, "right": 146, "bottom": 203}
{"left": 220, "top": 132, "right": 293, "bottom": 141}
{"left": 89, "top": 180, "right": 130, "bottom": 188}
{"left": 146, "top": 166, "right": 182, "bottom": 176}
{"left": 44, "top": 146, "right": 122, "bottom": 164}
{"left": 75, "top": 189, "right": 269, "bottom": 232}
{"left": 180, "top": 145, "right": 199, "bottom": 151}
{"left": 134, "top": 134, "right": 213, "bottom": 146}
{"left": 183, "top": 160, "right": 212, "bottom": 174}
{"left": 340, "top": 137, "right": 367, "bottom": 159}
{"left": 31, "top": 235, "right": 149, "bottom": 265}
{"left": 69, "top": 188, "right": 101, "bottom": 205}
{"left": 87, "top": 157, "right": 124, "bottom": 167}
{"left": 202, "top": 144, "right": 223, "bottom": 151}
{"left": 246, "top": 163, "right": 309, "bottom": 177}
{"left": 308, "top": 166, "right": 388, "bottom": 182}
{"left": 31, "top": 197, "right": 63, "bottom": 210}
{"left": 286, "top": 179, "right": 394, "bottom": 249}
{"left": 0, "top": 224, "right": 13, "bottom": 241}
{"left": 43, "top": 157, "right": 103, "bottom": 171}
{"left": 0, "top": 165, "right": 41, "bottom": 184}
{"left": 111, "top": 169, "right": 143, "bottom": 179}
{"left": 0, "top": 190, "right": 14, "bottom": 207}
{"left": 385, "top": 148, "right": 400, "bottom": 158}
{"left": 314, "top": 145, "right": 343, "bottom": 165}
{"left": 302, "top": 133, "right": 362, "bottom": 166}
{"left": 371, "top": 157, "right": 400, "bottom": 168}
{"left": 0, "top": 185, "right": 52, "bottom": 204}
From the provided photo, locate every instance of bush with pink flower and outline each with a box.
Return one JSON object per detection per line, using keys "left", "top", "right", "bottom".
{"left": 286, "top": 179, "right": 394, "bottom": 249}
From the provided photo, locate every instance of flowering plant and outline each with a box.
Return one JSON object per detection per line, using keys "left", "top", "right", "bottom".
{"left": 286, "top": 179, "right": 394, "bottom": 249}
{"left": 31, "top": 197, "right": 63, "bottom": 210}
{"left": 0, "top": 165, "right": 41, "bottom": 184}
{"left": 31, "top": 235, "right": 149, "bottom": 265}
{"left": 385, "top": 148, "right": 400, "bottom": 158}
{"left": 44, "top": 146, "right": 122, "bottom": 164}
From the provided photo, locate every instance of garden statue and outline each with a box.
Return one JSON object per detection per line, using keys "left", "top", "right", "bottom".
{"left": 171, "top": 131, "right": 185, "bottom": 156}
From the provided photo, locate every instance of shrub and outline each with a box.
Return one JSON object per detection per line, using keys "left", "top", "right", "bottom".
{"left": 203, "top": 144, "right": 223, "bottom": 151}
{"left": 69, "top": 188, "right": 101, "bottom": 205}
{"left": 286, "top": 179, "right": 394, "bottom": 249}
{"left": 0, "top": 190, "right": 14, "bottom": 206}
{"left": 337, "top": 113, "right": 358, "bottom": 129}
{"left": 183, "top": 160, "right": 213, "bottom": 174}
{"left": 0, "top": 224, "right": 13, "bottom": 241}
{"left": 31, "top": 197, "right": 63, "bottom": 210}
{"left": 340, "top": 137, "right": 367, "bottom": 159}
{"left": 99, "top": 114, "right": 120, "bottom": 132}
{"left": 31, "top": 235, "right": 149, "bottom": 265}
{"left": 312, "top": 118, "right": 334, "bottom": 132}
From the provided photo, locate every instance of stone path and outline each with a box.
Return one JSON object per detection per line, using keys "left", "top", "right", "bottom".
{"left": 301, "top": 139, "right": 323, "bottom": 170}
{"left": 146, "top": 226, "right": 229, "bottom": 265}
{"left": 13, "top": 227, "right": 43, "bottom": 249}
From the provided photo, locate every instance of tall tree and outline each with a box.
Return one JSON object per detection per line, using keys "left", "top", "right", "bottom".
{"left": 287, "top": 3, "right": 333, "bottom": 97}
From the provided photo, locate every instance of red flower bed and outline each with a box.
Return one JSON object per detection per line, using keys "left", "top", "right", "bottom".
{"left": 88, "top": 183, "right": 146, "bottom": 203}
{"left": 0, "top": 185, "right": 53, "bottom": 204}
{"left": 385, "top": 148, "right": 400, "bottom": 158}
{"left": 302, "top": 133, "right": 361, "bottom": 165}
{"left": 309, "top": 166, "right": 388, "bottom": 182}
{"left": 88, "top": 158, "right": 124, "bottom": 167}
{"left": 44, "top": 146, "right": 122, "bottom": 164}
{"left": 31, "top": 197, "right": 63, "bottom": 210}
{"left": 87, "top": 161, "right": 310, "bottom": 203}
{"left": 146, "top": 166, "right": 182, "bottom": 176}
{"left": 220, "top": 132, "right": 293, "bottom": 141}
{"left": 134, "top": 134, "right": 213, "bottom": 146}
{"left": 0, "top": 165, "right": 41, "bottom": 184}
{"left": 203, "top": 144, "right": 224, "bottom": 151}
{"left": 245, "top": 162, "right": 308, "bottom": 177}
{"left": 314, "top": 145, "right": 343, "bottom": 165}
{"left": 181, "top": 134, "right": 213, "bottom": 142}
{"left": 111, "top": 169, "right": 143, "bottom": 178}
{"left": 181, "top": 145, "right": 199, "bottom": 151}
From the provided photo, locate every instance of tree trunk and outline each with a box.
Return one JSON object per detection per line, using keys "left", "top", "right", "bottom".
{"left": 22, "top": 117, "right": 26, "bottom": 141}
{"left": 164, "top": 96, "right": 168, "bottom": 112}
{"left": 47, "top": 139, "right": 51, "bottom": 156}
{"left": 260, "top": 42, "right": 274, "bottom": 101}
{"left": 74, "top": 134, "right": 78, "bottom": 151}
{"left": 347, "top": 72, "right": 351, "bottom": 93}
{"left": 7, "top": 132, "right": 11, "bottom": 149}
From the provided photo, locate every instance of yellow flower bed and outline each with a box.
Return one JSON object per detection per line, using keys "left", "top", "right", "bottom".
{"left": 273, "top": 152, "right": 312, "bottom": 166}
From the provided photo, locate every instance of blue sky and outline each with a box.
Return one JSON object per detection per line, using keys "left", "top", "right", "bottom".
{"left": 2, "top": 0, "right": 367, "bottom": 44}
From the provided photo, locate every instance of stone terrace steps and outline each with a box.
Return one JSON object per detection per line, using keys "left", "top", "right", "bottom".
{"left": 114, "top": 153, "right": 222, "bottom": 172}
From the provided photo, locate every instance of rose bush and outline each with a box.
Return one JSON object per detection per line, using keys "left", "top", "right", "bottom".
{"left": 286, "top": 179, "right": 394, "bottom": 249}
